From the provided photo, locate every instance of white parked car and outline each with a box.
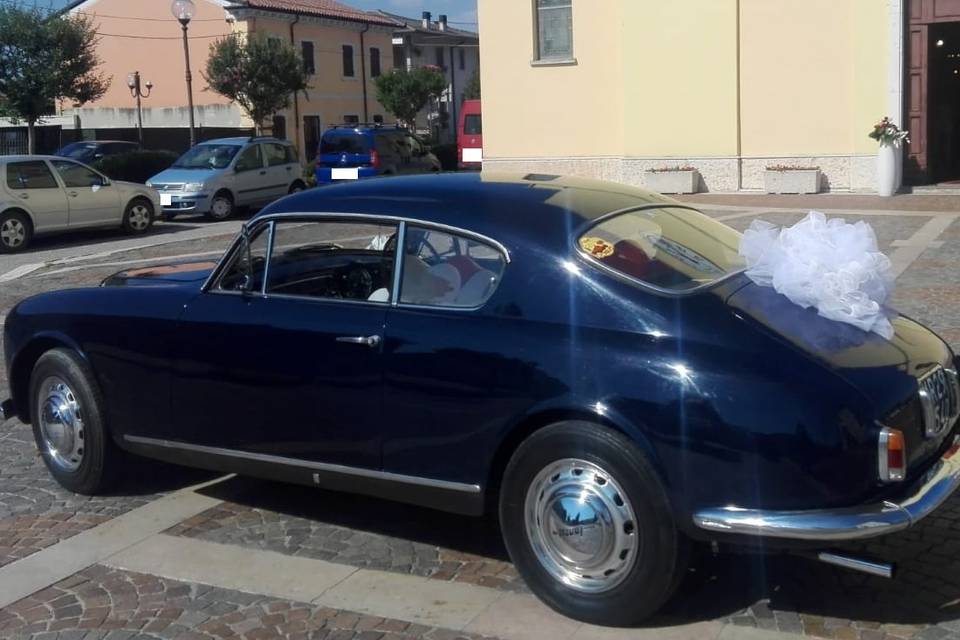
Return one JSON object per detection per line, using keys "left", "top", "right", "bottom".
{"left": 0, "top": 155, "right": 160, "bottom": 253}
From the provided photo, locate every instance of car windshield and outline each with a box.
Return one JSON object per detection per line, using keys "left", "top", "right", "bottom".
{"left": 173, "top": 144, "right": 241, "bottom": 169}
{"left": 56, "top": 143, "right": 97, "bottom": 159}
{"left": 578, "top": 206, "right": 745, "bottom": 292}
{"left": 320, "top": 133, "right": 370, "bottom": 155}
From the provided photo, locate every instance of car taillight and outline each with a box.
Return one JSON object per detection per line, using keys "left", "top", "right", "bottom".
{"left": 879, "top": 427, "right": 906, "bottom": 482}
{"left": 370, "top": 149, "right": 380, "bottom": 168}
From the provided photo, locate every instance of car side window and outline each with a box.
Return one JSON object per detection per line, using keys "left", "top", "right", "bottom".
{"left": 400, "top": 226, "right": 506, "bottom": 308}
{"left": 266, "top": 220, "right": 398, "bottom": 303}
{"left": 284, "top": 145, "right": 298, "bottom": 164}
{"left": 6, "top": 161, "right": 59, "bottom": 190}
{"left": 235, "top": 144, "right": 263, "bottom": 172}
{"left": 265, "top": 143, "right": 289, "bottom": 167}
{"left": 217, "top": 225, "right": 271, "bottom": 292}
{"left": 51, "top": 160, "right": 105, "bottom": 188}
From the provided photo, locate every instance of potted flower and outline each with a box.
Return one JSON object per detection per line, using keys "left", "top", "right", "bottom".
{"left": 764, "top": 165, "right": 821, "bottom": 194}
{"left": 644, "top": 165, "right": 700, "bottom": 194}
{"left": 869, "top": 117, "right": 909, "bottom": 196}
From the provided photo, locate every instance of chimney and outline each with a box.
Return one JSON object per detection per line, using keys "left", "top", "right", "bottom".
{"left": 438, "top": 14, "right": 447, "bottom": 31}
{"left": 422, "top": 11, "right": 431, "bottom": 29}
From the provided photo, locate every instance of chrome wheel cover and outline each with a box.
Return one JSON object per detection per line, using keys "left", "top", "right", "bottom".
{"left": 37, "top": 376, "right": 85, "bottom": 472}
{"left": 128, "top": 203, "right": 151, "bottom": 230}
{"left": 524, "top": 458, "right": 639, "bottom": 593}
{"left": 0, "top": 218, "right": 26, "bottom": 248}
{"left": 210, "top": 197, "right": 232, "bottom": 219}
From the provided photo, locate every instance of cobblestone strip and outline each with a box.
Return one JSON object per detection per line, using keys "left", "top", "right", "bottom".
{"left": 166, "top": 501, "right": 526, "bottom": 594}
{"left": 0, "top": 565, "right": 501, "bottom": 640}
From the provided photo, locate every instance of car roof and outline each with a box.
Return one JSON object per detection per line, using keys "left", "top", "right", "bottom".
{"left": 323, "top": 126, "right": 405, "bottom": 136}
{"left": 202, "top": 136, "right": 291, "bottom": 145}
{"left": 1, "top": 155, "right": 88, "bottom": 162}
{"left": 61, "top": 140, "right": 136, "bottom": 146}
{"left": 256, "top": 172, "right": 682, "bottom": 250}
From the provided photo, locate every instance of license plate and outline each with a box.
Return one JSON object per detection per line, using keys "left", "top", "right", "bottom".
{"left": 160, "top": 194, "right": 172, "bottom": 206}
{"left": 331, "top": 168, "right": 359, "bottom": 180}
{"left": 463, "top": 148, "right": 483, "bottom": 163}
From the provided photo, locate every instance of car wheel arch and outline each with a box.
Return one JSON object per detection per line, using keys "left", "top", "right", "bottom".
{"left": 10, "top": 334, "right": 93, "bottom": 424}
{"left": 484, "top": 405, "right": 665, "bottom": 515}
{"left": 1, "top": 207, "right": 35, "bottom": 232}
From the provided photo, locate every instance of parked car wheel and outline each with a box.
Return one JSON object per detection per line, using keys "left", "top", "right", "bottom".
{"left": 29, "top": 349, "right": 118, "bottom": 495}
{"left": 0, "top": 209, "right": 33, "bottom": 253}
{"left": 207, "top": 191, "right": 234, "bottom": 221}
{"left": 289, "top": 180, "right": 306, "bottom": 194}
{"left": 499, "top": 421, "right": 686, "bottom": 626}
{"left": 122, "top": 198, "right": 154, "bottom": 235}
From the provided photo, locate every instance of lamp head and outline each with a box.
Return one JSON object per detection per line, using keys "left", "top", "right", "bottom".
{"left": 171, "top": 0, "right": 195, "bottom": 25}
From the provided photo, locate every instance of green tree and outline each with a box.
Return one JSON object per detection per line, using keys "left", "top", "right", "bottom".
{"left": 0, "top": 7, "right": 109, "bottom": 153}
{"left": 374, "top": 67, "right": 447, "bottom": 128}
{"left": 463, "top": 70, "right": 481, "bottom": 100}
{"left": 205, "top": 34, "right": 309, "bottom": 135}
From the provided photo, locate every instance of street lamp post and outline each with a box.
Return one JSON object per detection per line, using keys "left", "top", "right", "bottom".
{"left": 171, "top": 0, "right": 197, "bottom": 148}
{"left": 126, "top": 71, "right": 153, "bottom": 147}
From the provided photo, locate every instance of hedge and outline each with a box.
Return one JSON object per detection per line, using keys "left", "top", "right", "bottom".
{"left": 93, "top": 150, "right": 179, "bottom": 184}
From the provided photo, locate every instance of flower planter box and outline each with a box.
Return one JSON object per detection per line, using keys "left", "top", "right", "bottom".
{"left": 764, "top": 169, "right": 821, "bottom": 194}
{"left": 644, "top": 169, "right": 700, "bottom": 194}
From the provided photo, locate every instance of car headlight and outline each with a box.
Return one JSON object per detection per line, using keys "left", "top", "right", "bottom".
{"left": 183, "top": 182, "right": 205, "bottom": 192}
{"left": 145, "top": 181, "right": 153, "bottom": 188}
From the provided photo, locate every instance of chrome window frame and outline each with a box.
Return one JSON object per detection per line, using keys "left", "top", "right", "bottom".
{"left": 202, "top": 212, "right": 511, "bottom": 312}
{"left": 573, "top": 203, "right": 747, "bottom": 297}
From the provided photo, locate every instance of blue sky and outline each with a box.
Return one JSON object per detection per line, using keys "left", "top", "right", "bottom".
{"left": 45, "top": 0, "right": 478, "bottom": 28}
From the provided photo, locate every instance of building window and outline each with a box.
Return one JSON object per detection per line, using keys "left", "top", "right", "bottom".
{"left": 370, "top": 47, "right": 381, "bottom": 77}
{"left": 535, "top": 0, "right": 573, "bottom": 61}
{"left": 435, "top": 47, "right": 445, "bottom": 68}
{"left": 458, "top": 48, "right": 465, "bottom": 70}
{"left": 301, "top": 41, "right": 315, "bottom": 75}
{"left": 344, "top": 115, "right": 360, "bottom": 124}
{"left": 393, "top": 44, "right": 405, "bottom": 69}
{"left": 342, "top": 44, "right": 355, "bottom": 77}
{"left": 272, "top": 114, "right": 286, "bottom": 140}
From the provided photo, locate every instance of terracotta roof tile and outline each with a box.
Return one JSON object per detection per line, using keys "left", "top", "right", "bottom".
{"left": 241, "top": 0, "right": 401, "bottom": 27}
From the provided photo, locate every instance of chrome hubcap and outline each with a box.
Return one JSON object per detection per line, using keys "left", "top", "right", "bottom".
{"left": 524, "top": 459, "right": 638, "bottom": 593}
{"left": 211, "top": 198, "right": 231, "bottom": 218}
{"left": 38, "top": 377, "right": 84, "bottom": 472}
{"left": 129, "top": 204, "right": 151, "bottom": 230}
{"left": 1, "top": 219, "right": 26, "bottom": 248}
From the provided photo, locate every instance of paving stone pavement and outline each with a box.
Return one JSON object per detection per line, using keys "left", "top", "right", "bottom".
{"left": 0, "top": 565, "right": 500, "bottom": 640}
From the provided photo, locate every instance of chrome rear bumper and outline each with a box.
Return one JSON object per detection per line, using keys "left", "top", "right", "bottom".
{"left": 693, "top": 438, "right": 960, "bottom": 541}
{"left": 0, "top": 398, "right": 13, "bottom": 423}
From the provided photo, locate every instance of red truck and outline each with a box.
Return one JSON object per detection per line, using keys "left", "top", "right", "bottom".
{"left": 457, "top": 99, "right": 482, "bottom": 169}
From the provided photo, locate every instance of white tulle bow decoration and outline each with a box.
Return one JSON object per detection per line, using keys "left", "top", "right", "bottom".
{"left": 739, "top": 211, "right": 895, "bottom": 339}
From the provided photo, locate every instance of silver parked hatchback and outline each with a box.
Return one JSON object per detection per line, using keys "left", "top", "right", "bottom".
{"left": 0, "top": 156, "right": 161, "bottom": 253}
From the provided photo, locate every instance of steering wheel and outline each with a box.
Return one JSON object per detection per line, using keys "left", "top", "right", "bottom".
{"left": 416, "top": 238, "right": 441, "bottom": 265}
{"left": 343, "top": 267, "right": 374, "bottom": 300}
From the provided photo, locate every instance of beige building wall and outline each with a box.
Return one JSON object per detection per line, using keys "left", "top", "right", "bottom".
{"left": 480, "top": 0, "right": 895, "bottom": 193}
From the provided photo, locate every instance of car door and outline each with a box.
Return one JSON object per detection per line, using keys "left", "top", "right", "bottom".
{"left": 232, "top": 143, "right": 270, "bottom": 206}
{"left": 263, "top": 143, "right": 296, "bottom": 199}
{"left": 170, "top": 216, "right": 398, "bottom": 470}
{"left": 3, "top": 160, "right": 69, "bottom": 231}
{"left": 50, "top": 159, "right": 121, "bottom": 227}
{"left": 381, "top": 225, "right": 511, "bottom": 485}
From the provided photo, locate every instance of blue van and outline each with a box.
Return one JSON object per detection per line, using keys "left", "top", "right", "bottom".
{"left": 314, "top": 124, "right": 440, "bottom": 185}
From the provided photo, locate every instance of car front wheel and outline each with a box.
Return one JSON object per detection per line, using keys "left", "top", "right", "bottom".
{"left": 122, "top": 198, "right": 154, "bottom": 234}
{"left": 499, "top": 421, "right": 686, "bottom": 626}
{"left": 207, "top": 191, "right": 234, "bottom": 220}
{"left": 29, "top": 348, "right": 119, "bottom": 494}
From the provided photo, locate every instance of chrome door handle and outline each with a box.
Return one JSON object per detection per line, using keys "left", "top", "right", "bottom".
{"left": 17, "top": 193, "right": 28, "bottom": 199}
{"left": 68, "top": 191, "right": 78, "bottom": 197}
{"left": 336, "top": 335, "right": 381, "bottom": 347}
{"left": 259, "top": 170, "right": 267, "bottom": 175}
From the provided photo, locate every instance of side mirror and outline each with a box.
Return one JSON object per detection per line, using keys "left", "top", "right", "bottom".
{"left": 94, "top": 153, "right": 104, "bottom": 160}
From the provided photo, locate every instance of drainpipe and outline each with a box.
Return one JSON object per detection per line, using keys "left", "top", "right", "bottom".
{"left": 360, "top": 24, "right": 370, "bottom": 122}
{"left": 289, "top": 14, "right": 302, "bottom": 160}
{"left": 448, "top": 45, "right": 457, "bottom": 144}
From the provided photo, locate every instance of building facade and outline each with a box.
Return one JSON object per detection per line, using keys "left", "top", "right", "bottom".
{"left": 382, "top": 11, "right": 480, "bottom": 144}
{"left": 27, "top": 0, "right": 398, "bottom": 161}
{"left": 478, "top": 0, "right": 926, "bottom": 193}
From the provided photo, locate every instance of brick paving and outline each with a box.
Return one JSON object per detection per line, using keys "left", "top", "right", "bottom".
{"left": 0, "top": 565, "right": 498, "bottom": 640}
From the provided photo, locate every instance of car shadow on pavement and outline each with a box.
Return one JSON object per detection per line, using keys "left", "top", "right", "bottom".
{"left": 191, "top": 472, "right": 960, "bottom": 631}
{"left": 107, "top": 457, "right": 218, "bottom": 497}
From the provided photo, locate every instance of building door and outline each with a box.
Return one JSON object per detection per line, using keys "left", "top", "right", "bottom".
{"left": 304, "top": 116, "right": 321, "bottom": 162}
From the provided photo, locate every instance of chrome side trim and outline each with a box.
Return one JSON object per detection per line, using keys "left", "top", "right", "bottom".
{"left": 693, "top": 438, "right": 960, "bottom": 541}
{"left": 123, "top": 435, "right": 482, "bottom": 494}
{"left": 817, "top": 553, "right": 894, "bottom": 579}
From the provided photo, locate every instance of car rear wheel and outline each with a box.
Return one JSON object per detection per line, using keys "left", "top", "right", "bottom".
{"left": 122, "top": 198, "right": 154, "bottom": 235}
{"left": 0, "top": 209, "right": 32, "bottom": 253}
{"left": 499, "top": 421, "right": 686, "bottom": 626}
{"left": 289, "top": 180, "right": 306, "bottom": 194}
{"left": 207, "top": 191, "right": 234, "bottom": 220}
{"left": 29, "top": 349, "right": 118, "bottom": 494}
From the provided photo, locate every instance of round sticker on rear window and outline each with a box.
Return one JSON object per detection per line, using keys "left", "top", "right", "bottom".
{"left": 579, "top": 236, "right": 614, "bottom": 259}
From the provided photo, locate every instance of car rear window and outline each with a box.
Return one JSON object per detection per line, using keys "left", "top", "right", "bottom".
{"left": 464, "top": 114, "right": 482, "bottom": 135}
{"left": 320, "top": 133, "right": 370, "bottom": 155}
{"left": 578, "top": 206, "right": 744, "bottom": 292}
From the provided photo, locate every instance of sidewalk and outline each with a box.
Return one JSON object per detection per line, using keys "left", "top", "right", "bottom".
{"left": 677, "top": 192, "right": 960, "bottom": 212}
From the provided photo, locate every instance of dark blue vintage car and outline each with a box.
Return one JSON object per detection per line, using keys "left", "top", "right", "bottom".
{"left": 2, "top": 173, "right": 960, "bottom": 625}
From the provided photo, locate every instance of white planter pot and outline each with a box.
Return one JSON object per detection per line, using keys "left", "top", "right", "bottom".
{"left": 644, "top": 170, "right": 700, "bottom": 194}
{"left": 877, "top": 144, "right": 898, "bottom": 196}
{"left": 764, "top": 169, "right": 821, "bottom": 194}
